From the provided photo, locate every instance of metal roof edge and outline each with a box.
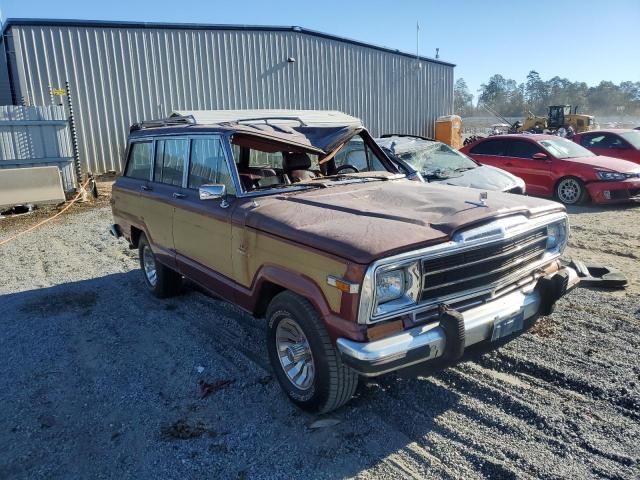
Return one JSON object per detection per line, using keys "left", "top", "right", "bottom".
{"left": 1, "top": 18, "right": 456, "bottom": 67}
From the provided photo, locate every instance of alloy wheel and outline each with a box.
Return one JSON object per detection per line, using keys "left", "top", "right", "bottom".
{"left": 142, "top": 245, "right": 158, "bottom": 287}
{"left": 557, "top": 178, "right": 582, "bottom": 204}
{"left": 275, "top": 317, "right": 315, "bottom": 391}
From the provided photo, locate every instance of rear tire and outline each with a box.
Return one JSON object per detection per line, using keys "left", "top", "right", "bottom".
{"left": 138, "top": 234, "right": 181, "bottom": 298}
{"left": 266, "top": 291, "right": 359, "bottom": 413}
{"left": 555, "top": 176, "right": 587, "bottom": 205}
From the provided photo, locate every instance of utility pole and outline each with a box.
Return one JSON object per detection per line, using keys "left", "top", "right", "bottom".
{"left": 416, "top": 21, "right": 420, "bottom": 61}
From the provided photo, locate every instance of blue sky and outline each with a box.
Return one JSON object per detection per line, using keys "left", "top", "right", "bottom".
{"left": 2, "top": 0, "right": 638, "bottom": 100}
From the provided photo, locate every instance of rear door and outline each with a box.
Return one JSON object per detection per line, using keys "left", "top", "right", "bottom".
{"left": 172, "top": 135, "right": 237, "bottom": 284}
{"left": 114, "top": 139, "right": 177, "bottom": 268}
{"left": 467, "top": 138, "right": 510, "bottom": 169}
{"left": 503, "top": 140, "right": 553, "bottom": 196}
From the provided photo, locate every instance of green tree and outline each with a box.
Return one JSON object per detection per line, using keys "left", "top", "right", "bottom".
{"left": 525, "top": 70, "right": 547, "bottom": 113}
{"left": 454, "top": 78, "right": 474, "bottom": 116}
{"left": 479, "top": 75, "right": 525, "bottom": 116}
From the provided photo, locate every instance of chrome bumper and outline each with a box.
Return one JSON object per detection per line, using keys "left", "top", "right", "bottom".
{"left": 337, "top": 266, "right": 579, "bottom": 376}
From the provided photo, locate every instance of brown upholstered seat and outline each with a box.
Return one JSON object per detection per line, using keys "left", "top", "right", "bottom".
{"left": 283, "top": 152, "right": 316, "bottom": 183}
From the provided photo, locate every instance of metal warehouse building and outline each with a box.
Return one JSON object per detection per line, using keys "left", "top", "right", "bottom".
{"left": 0, "top": 18, "right": 454, "bottom": 174}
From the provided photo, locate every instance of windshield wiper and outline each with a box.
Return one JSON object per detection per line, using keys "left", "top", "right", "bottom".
{"left": 422, "top": 169, "right": 457, "bottom": 180}
{"left": 454, "top": 166, "right": 475, "bottom": 172}
{"left": 255, "top": 182, "right": 327, "bottom": 191}
{"left": 315, "top": 173, "right": 404, "bottom": 182}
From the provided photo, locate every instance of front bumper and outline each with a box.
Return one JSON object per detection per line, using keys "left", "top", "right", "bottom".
{"left": 586, "top": 179, "right": 640, "bottom": 203}
{"left": 336, "top": 266, "right": 579, "bottom": 376}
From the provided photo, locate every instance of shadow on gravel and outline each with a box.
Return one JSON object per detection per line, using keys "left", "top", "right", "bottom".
{"left": 0, "top": 272, "right": 472, "bottom": 479}
{"left": 2, "top": 273, "right": 637, "bottom": 479}
{"left": 565, "top": 201, "right": 640, "bottom": 216}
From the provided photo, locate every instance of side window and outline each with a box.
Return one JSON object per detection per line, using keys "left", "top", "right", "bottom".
{"left": 469, "top": 140, "right": 507, "bottom": 156}
{"left": 608, "top": 135, "right": 628, "bottom": 149}
{"left": 335, "top": 137, "right": 385, "bottom": 171}
{"left": 249, "top": 151, "right": 284, "bottom": 169}
{"left": 582, "top": 134, "right": 605, "bottom": 148}
{"left": 188, "top": 137, "right": 236, "bottom": 194}
{"left": 154, "top": 139, "right": 188, "bottom": 186}
{"left": 508, "top": 141, "right": 542, "bottom": 159}
{"left": 124, "top": 141, "right": 152, "bottom": 180}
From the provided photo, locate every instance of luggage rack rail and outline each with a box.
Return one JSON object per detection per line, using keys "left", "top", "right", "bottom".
{"left": 130, "top": 115, "right": 196, "bottom": 132}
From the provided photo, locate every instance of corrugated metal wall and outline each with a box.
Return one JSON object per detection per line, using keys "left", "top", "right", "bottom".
{"left": 5, "top": 23, "right": 453, "bottom": 174}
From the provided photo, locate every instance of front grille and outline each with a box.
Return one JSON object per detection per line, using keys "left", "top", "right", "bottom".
{"left": 420, "top": 227, "right": 548, "bottom": 299}
{"left": 611, "top": 188, "right": 640, "bottom": 200}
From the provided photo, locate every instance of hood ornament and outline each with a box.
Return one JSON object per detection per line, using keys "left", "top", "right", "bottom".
{"left": 465, "top": 191, "right": 488, "bottom": 208}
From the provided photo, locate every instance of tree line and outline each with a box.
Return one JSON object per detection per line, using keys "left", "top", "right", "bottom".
{"left": 454, "top": 71, "right": 640, "bottom": 118}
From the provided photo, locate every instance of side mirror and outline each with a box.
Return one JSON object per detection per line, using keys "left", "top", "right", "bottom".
{"left": 532, "top": 153, "right": 548, "bottom": 160}
{"left": 199, "top": 184, "right": 226, "bottom": 200}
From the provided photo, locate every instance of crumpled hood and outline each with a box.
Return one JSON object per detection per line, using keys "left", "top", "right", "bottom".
{"left": 434, "top": 165, "right": 521, "bottom": 191}
{"left": 245, "top": 180, "right": 564, "bottom": 264}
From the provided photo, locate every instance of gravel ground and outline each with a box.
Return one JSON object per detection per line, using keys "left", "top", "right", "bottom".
{"left": 0, "top": 189, "right": 639, "bottom": 479}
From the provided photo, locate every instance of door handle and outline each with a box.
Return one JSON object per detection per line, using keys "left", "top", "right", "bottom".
{"left": 505, "top": 163, "right": 513, "bottom": 167}
{"left": 140, "top": 185, "right": 152, "bottom": 191}
{"left": 173, "top": 192, "right": 186, "bottom": 199}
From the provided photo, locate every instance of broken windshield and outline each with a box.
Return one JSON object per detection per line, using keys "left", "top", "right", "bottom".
{"left": 392, "top": 141, "right": 477, "bottom": 177}
{"left": 230, "top": 128, "right": 399, "bottom": 193}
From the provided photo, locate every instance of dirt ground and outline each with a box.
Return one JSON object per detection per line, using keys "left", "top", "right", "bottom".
{"left": 0, "top": 184, "right": 638, "bottom": 479}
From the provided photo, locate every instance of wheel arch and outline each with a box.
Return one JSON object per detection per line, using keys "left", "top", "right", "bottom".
{"left": 554, "top": 175, "right": 590, "bottom": 203}
{"left": 250, "top": 266, "right": 334, "bottom": 320}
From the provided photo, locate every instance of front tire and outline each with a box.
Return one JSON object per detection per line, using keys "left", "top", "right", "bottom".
{"left": 266, "top": 291, "right": 358, "bottom": 413}
{"left": 555, "top": 176, "right": 587, "bottom": 205}
{"left": 138, "top": 234, "right": 181, "bottom": 298}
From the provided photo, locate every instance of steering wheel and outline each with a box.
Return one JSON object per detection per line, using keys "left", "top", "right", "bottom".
{"left": 334, "top": 164, "right": 360, "bottom": 174}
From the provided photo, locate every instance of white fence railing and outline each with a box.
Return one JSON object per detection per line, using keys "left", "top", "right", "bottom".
{"left": 0, "top": 105, "right": 76, "bottom": 192}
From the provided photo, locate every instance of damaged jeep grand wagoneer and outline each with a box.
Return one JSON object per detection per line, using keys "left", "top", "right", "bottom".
{"left": 111, "top": 111, "right": 579, "bottom": 413}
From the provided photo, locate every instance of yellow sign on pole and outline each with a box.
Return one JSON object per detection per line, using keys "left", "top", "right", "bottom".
{"left": 51, "top": 88, "right": 66, "bottom": 96}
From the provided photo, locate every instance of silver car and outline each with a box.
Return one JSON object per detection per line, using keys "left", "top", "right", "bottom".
{"left": 376, "top": 134, "right": 526, "bottom": 194}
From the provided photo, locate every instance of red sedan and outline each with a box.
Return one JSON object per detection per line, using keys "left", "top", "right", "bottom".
{"left": 460, "top": 134, "right": 640, "bottom": 205}
{"left": 572, "top": 129, "right": 640, "bottom": 164}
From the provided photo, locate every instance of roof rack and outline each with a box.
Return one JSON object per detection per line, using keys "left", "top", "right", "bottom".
{"left": 235, "top": 116, "right": 309, "bottom": 127}
{"left": 130, "top": 115, "right": 196, "bottom": 132}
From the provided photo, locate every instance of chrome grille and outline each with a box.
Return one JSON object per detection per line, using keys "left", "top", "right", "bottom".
{"left": 420, "top": 227, "right": 548, "bottom": 299}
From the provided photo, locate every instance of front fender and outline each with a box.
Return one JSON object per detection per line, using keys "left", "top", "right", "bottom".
{"left": 250, "top": 265, "right": 366, "bottom": 342}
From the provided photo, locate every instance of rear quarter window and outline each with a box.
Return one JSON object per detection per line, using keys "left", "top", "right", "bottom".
{"left": 124, "top": 142, "right": 152, "bottom": 180}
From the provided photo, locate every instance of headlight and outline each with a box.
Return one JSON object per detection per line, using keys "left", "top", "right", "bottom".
{"left": 546, "top": 220, "right": 568, "bottom": 253}
{"left": 596, "top": 171, "right": 626, "bottom": 181}
{"left": 373, "top": 262, "right": 421, "bottom": 316}
{"left": 376, "top": 269, "right": 405, "bottom": 303}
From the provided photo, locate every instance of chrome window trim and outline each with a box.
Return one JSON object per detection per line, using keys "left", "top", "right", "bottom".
{"left": 186, "top": 134, "right": 238, "bottom": 194}
{"left": 124, "top": 139, "right": 154, "bottom": 181}
{"left": 148, "top": 135, "right": 191, "bottom": 188}
{"left": 357, "top": 212, "right": 568, "bottom": 324}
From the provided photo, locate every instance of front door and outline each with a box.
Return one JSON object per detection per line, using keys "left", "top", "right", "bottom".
{"left": 172, "top": 135, "right": 237, "bottom": 293}
{"left": 503, "top": 140, "right": 553, "bottom": 196}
